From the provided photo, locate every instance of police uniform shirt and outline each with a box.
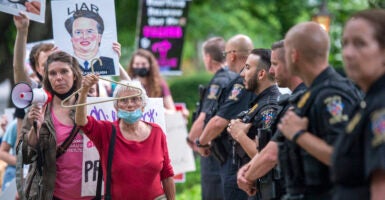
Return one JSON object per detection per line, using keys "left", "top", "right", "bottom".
{"left": 246, "top": 85, "right": 281, "bottom": 139}
{"left": 201, "top": 67, "right": 237, "bottom": 123}
{"left": 332, "top": 74, "right": 385, "bottom": 200}
{"left": 215, "top": 75, "right": 257, "bottom": 121}
{"left": 271, "top": 83, "right": 307, "bottom": 143}
{"left": 294, "top": 67, "right": 360, "bottom": 190}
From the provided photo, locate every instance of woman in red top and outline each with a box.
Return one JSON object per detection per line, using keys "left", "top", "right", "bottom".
{"left": 75, "top": 75, "right": 175, "bottom": 200}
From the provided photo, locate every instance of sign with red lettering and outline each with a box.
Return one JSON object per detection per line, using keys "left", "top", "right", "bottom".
{"left": 136, "top": 0, "right": 190, "bottom": 75}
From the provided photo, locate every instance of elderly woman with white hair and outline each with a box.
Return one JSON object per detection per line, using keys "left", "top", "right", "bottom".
{"left": 75, "top": 74, "right": 175, "bottom": 200}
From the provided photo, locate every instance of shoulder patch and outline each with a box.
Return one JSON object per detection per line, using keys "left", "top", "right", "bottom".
{"left": 261, "top": 109, "right": 276, "bottom": 128}
{"left": 324, "top": 95, "right": 348, "bottom": 124}
{"left": 228, "top": 84, "right": 244, "bottom": 101}
{"left": 207, "top": 84, "right": 220, "bottom": 99}
{"left": 371, "top": 108, "right": 385, "bottom": 147}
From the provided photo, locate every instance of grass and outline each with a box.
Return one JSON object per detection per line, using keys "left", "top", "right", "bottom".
{"left": 175, "top": 155, "right": 202, "bottom": 200}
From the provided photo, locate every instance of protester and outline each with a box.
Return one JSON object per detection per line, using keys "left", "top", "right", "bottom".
{"left": 331, "top": 9, "right": 385, "bottom": 200}
{"left": 277, "top": 22, "right": 361, "bottom": 199}
{"left": 0, "top": 119, "right": 17, "bottom": 191}
{"left": 187, "top": 36, "right": 237, "bottom": 200}
{"left": 127, "top": 49, "right": 177, "bottom": 113}
{"left": 75, "top": 76, "right": 175, "bottom": 200}
{"left": 197, "top": 34, "right": 255, "bottom": 200}
{"left": 236, "top": 40, "right": 305, "bottom": 198}
{"left": 19, "top": 51, "right": 95, "bottom": 199}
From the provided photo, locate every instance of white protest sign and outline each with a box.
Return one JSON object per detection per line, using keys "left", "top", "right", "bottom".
{"left": 81, "top": 97, "right": 165, "bottom": 196}
{"left": 164, "top": 112, "right": 196, "bottom": 174}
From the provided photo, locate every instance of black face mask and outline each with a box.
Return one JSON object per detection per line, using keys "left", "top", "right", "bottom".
{"left": 133, "top": 68, "right": 150, "bottom": 77}
{"left": 52, "top": 84, "right": 77, "bottom": 100}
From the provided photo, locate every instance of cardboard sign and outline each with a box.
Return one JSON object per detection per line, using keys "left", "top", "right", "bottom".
{"left": 0, "top": 0, "right": 46, "bottom": 23}
{"left": 51, "top": 0, "right": 119, "bottom": 76}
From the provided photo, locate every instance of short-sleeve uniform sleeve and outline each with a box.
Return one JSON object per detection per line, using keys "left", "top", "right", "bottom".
{"left": 216, "top": 80, "right": 255, "bottom": 120}
{"left": 312, "top": 90, "right": 357, "bottom": 144}
{"left": 365, "top": 108, "right": 385, "bottom": 179}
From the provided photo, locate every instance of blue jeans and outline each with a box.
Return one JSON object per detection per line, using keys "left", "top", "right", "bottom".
{"left": 201, "top": 155, "right": 224, "bottom": 200}
{"left": 2, "top": 165, "right": 16, "bottom": 191}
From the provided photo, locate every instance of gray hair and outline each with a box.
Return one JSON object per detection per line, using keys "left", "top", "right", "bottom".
{"left": 113, "top": 80, "right": 148, "bottom": 108}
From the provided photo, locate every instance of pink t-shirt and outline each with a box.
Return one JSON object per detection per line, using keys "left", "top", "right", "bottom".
{"left": 81, "top": 117, "right": 174, "bottom": 200}
{"left": 52, "top": 109, "right": 94, "bottom": 200}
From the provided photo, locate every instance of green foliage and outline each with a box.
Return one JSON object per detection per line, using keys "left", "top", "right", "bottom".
{"left": 176, "top": 156, "right": 201, "bottom": 200}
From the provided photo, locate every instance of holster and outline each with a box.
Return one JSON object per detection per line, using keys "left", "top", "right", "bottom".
{"left": 210, "top": 137, "right": 228, "bottom": 164}
{"left": 257, "top": 128, "right": 272, "bottom": 152}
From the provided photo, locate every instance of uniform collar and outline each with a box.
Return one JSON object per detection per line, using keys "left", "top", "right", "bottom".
{"left": 309, "top": 66, "right": 336, "bottom": 88}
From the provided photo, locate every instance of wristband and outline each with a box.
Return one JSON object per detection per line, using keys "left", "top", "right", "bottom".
{"left": 186, "top": 137, "right": 194, "bottom": 146}
{"left": 195, "top": 139, "right": 210, "bottom": 148}
{"left": 292, "top": 129, "right": 306, "bottom": 143}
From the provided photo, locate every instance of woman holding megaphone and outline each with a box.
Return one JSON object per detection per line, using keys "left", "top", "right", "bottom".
{"left": 18, "top": 51, "right": 96, "bottom": 200}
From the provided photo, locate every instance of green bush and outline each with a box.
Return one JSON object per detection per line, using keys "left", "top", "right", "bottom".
{"left": 168, "top": 73, "right": 213, "bottom": 198}
{"left": 168, "top": 72, "right": 212, "bottom": 128}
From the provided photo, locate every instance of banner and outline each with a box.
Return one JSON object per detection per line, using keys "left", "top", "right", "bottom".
{"left": 136, "top": 0, "right": 190, "bottom": 75}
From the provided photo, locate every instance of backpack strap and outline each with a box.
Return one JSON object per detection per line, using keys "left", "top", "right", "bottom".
{"left": 56, "top": 124, "right": 81, "bottom": 158}
{"left": 105, "top": 125, "right": 116, "bottom": 200}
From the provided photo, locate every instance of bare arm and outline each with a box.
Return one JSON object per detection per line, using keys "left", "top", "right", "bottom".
{"left": 163, "top": 95, "right": 176, "bottom": 113}
{"left": 162, "top": 177, "right": 175, "bottom": 200}
{"left": 75, "top": 74, "right": 99, "bottom": 126}
{"left": 227, "top": 119, "right": 257, "bottom": 158}
{"left": 198, "top": 115, "right": 228, "bottom": 145}
{"left": 187, "top": 113, "right": 206, "bottom": 151}
{"left": 244, "top": 141, "right": 279, "bottom": 181}
{"left": 371, "top": 169, "right": 385, "bottom": 200}
{"left": 13, "top": 12, "right": 30, "bottom": 84}
{"left": 119, "top": 63, "right": 131, "bottom": 81}
{"left": 0, "top": 142, "right": 16, "bottom": 165}
{"left": 278, "top": 110, "right": 333, "bottom": 165}
{"left": 294, "top": 132, "right": 333, "bottom": 165}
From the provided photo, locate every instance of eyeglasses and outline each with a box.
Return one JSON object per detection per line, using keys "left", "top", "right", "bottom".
{"left": 222, "top": 50, "right": 237, "bottom": 57}
{"left": 118, "top": 96, "right": 142, "bottom": 105}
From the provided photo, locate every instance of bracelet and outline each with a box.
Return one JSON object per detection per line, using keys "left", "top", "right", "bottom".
{"left": 186, "top": 137, "right": 194, "bottom": 146}
{"left": 195, "top": 139, "right": 210, "bottom": 148}
{"left": 292, "top": 129, "right": 306, "bottom": 143}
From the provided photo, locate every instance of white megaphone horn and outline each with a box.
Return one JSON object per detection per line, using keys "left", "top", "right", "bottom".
{"left": 11, "top": 82, "right": 52, "bottom": 109}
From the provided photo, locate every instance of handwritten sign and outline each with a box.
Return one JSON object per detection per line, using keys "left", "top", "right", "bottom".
{"left": 51, "top": 0, "right": 119, "bottom": 76}
{"left": 136, "top": 0, "right": 190, "bottom": 75}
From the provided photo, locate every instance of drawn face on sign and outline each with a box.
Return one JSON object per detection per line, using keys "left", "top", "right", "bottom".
{"left": 71, "top": 17, "right": 102, "bottom": 60}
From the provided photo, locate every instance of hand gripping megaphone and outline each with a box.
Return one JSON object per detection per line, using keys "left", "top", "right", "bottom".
{"left": 11, "top": 82, "right": 52, "bottom": 109}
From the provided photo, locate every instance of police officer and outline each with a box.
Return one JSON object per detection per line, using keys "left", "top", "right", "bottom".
{"left": 236, "top": 40, "right": 306, "bottom": 199}
{"left": 332, "top": 9, "right": 385, "bottom": 200}
{"left": 278, "top": 22, "right": 362, "bottom": 200}
{"left": 197, "top": 34, "right": 255, "bottom": 200}
{"left": 187, "top": 37, "right": 237, "bottom": 200}
{"left": 227, "top": 48, "right": 281, "bottom": 200}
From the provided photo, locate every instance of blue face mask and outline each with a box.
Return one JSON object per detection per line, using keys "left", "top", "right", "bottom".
{"left": 117, "top": 109, "right": 143, "bottom": 124}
